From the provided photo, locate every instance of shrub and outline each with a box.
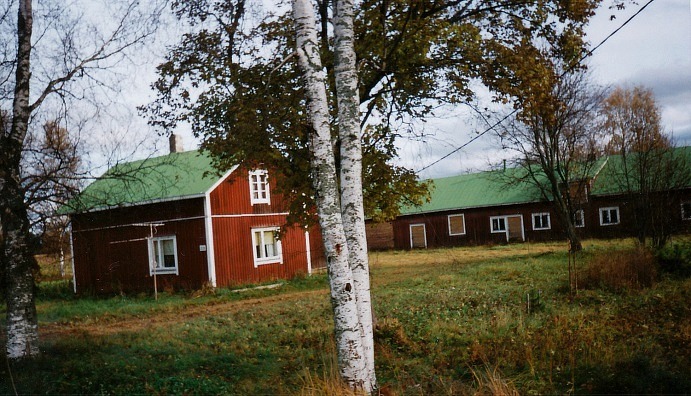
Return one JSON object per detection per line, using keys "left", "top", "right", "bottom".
{"left": 656, "top": 240, "right": 691, "bottom": 278}
{"left": 580, "top": 248, "right": 658, "bottom": 292}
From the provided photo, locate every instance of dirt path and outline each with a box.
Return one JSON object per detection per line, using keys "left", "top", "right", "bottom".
{"left": 40, "top": 288, "right": 329, "bottom": 340}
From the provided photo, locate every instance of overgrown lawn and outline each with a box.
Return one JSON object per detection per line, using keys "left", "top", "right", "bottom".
{"left": 1, "top": 239, "right": 690, "bottom": 394}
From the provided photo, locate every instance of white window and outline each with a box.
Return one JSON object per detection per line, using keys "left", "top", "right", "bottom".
{"left": 409, "top": 224, "right": 427, "bottom": 248}
{"left": 573, "top": 209, "right": 585, "bottom": 228}
{"left": 148, "top": 236, "right": 178, "bottom": 275}
{"left": 249, "top": 169, "right": 270, "bottom": 205}
{"left": 490, "top": 216, "right": 506, "bottom": 233}
{"left": 682, "top": 202, "right": 691, "bottom": 220}
{"left": 532, "top": 212, "right": 551, "bottom": 230}
{"left": 252, "top": 227, "right": 283, "bottom": 266}
{"left": 599, "top": 207, "right": 620, "bottom": 226}
{"left": 448, "top": 214, "right": 466, "bottom": 236}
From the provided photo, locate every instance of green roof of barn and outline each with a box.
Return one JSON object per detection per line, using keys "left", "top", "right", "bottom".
{"left": 399, "top": 167, "right": 545, "bottom": 215}
{"left": 62, "top": 150, "right": 222, "bottom": 213}
{"left": 590, "top": 146, "right": 691, "bottom": 196}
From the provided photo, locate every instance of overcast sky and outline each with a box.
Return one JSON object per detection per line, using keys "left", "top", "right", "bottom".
{"left": 404, "top": 0, "right": 691, "bottom": 179}
{"left": 133, "top": 0, "right": 691, "bottom": 180}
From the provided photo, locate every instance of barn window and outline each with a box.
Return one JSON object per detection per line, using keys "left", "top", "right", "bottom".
{"left": 249, "top": 169, "right": 270, "bottom": 205}
{"left": 148, "top": 236, "right": 178, "bottom": 275}
{"left": 490, "top": 216, "right": 506, "bottom": 233}
{"left": 252, "top": 227, "right": 283, "bottom": 266}
{"left": 599, "top": 207, "right": 620, "bottom": 226}
{"left": 532, "top": 212, "right": 551, "bottom": 230}
{"left": 448, "top": 214, "right": 466, "bottom": 235}
{"left": 682, "top": 202, "right": 691, "bottom": 220}
{"left": 573, "top": 209, "right": 585, "bottom": 228}
{"left": 409, "top": 224, "right": 427, "bottom": 248}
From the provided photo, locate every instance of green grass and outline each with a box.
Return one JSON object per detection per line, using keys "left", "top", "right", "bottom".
{"left": 1, "top": 239, "right": 690, "bottom": 394}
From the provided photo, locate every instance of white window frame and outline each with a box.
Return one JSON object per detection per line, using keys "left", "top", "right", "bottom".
{"left": 148, "top": 236, "right": 179, "bottom": 275}
{"left": 249, "top": 169, "right": 270, "bottom": 205}
{"left": 490, "top": 216, "right": 506, "bottom": 233}
{"left": 599, "top": 206, "right": 620, "bottom": 226}
{"left": 682, "top": 202, "right": 691, "bottom": 221}
{"left": 448, "top": 214, "right": 466, "bottom": 236}
{"left": 252, "top": 227, "right": 283, "bottom": 267}
{"left": 409, "top": 223, "right": 427, "bottom": 248}
{"left": 573, "top": 209, "right": 585, "bottom": 228}
{"left": 532, "top": 212, "right": 551, "bottom": 230}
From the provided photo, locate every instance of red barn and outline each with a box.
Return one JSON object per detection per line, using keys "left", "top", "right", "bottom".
{"left": 65, "top": 147, "right": 325, "bottom": 294}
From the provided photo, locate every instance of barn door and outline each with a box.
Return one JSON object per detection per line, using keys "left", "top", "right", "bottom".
{"left": 409, "top": 224, "right": 427, "bottom": 249}
{"left": 507, "top": 215, "right": 524, "bottom": 242}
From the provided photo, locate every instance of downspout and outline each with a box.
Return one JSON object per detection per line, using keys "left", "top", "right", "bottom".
{"left": 204, "top": 193, "right": 217, "bottom": 287}
{"left": 305, "top": 230, "right": 312, "bottom": 274}
{"left": 69, "top": 222, "right": 76, "bottom": 294}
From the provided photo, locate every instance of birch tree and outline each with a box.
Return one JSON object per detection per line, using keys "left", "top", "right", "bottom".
{"left": 293, "top": 0, "right": 373, "bottom": 390}
{"left": 0, "top": 0, "right": 163, "bottom": 360}
{"left": 601, "top": 86, "right": 691, "bottom": 249}
{"left": 332, "top": 0, "right": 376, "bottom": 385}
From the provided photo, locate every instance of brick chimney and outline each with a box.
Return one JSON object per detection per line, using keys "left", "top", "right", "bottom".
{"left": 169, "top": 133, "right": 183, "bottom": 153}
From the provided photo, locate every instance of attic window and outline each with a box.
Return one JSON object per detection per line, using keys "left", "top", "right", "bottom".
{"left": 249, "top": 169, "right": 270, "bottom": 205}
{"left": 148, "top": 236, "right": 178, "bottom": 275}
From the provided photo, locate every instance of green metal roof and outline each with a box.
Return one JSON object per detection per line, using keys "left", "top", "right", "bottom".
{"left": 403, "top": 147, "right": 691, "bottom": 216}
{"left": 62, "top": 150, "right": 222, "bottom": 213}
{"left": 400, "top": 167, "right": 545, "bottom": 215}
{"left": 591, "top": 146, "right": 691, "bottom": 196}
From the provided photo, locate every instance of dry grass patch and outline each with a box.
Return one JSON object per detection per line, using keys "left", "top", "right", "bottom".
{"left": 580, "top": 247, "right": 658, "bottom": 292}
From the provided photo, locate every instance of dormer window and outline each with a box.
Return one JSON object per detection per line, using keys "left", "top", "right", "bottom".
{"left": 249, "top": 169, "right": 270, "bottom": 205}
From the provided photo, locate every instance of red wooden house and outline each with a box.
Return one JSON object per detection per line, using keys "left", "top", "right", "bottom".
{"left": 65, "top": 145, "right": 325, "bottom": 294}
{"left": 368, "top": 148, "right": 691, "bottom": 250}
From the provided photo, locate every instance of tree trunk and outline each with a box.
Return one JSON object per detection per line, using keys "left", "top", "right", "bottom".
{"left": 333, "top": 0, "right": 377, "bottom": 391}
{"left": 1, "top": 0, "right": 40, "bottom": 360}
{"left": 292, "top": 0, "right": 369, "bottom": 389}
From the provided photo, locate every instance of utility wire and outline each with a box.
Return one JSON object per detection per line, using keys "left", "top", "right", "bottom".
{"left": 415, "top": 0, "right": 657, "bottom": 174}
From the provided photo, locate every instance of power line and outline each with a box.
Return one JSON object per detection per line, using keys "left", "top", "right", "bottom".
{"left": 415, "top": 0, "right": 657, "bottom": 174}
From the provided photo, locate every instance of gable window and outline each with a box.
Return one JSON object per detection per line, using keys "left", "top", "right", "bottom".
{"left": 599, "top": 207, "right": 620, "bottom": 226}
{"left": 490, "top": 216, "right": 506, "bottom": 233}
{"left": 249, "top": 169, "right": 270, "bottom": 205}
{"left": 448, "top": 214, "right": 466, "bottom": 236}
{"left": 252, "top": 227, "right": 283, "bottom": 266}
{"left": 148, "top": 236, "right": 178, "bottom": 275}
{"left": 532, "top": 212, "right": 551, "bottom": 230}
{"left": 682, "top": 202, "right": 691, "bottom": 220}
{"left": 573, "top": 209, "right": 585, "bottom": 228}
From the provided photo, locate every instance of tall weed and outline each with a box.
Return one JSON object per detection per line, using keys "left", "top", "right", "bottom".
{"left": 580, "top": 247, "right": 658, "bottom": 292}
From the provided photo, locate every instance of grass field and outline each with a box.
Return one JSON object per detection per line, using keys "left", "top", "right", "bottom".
{"left": 1, "top": 239, "right": 690, "bottom": 394}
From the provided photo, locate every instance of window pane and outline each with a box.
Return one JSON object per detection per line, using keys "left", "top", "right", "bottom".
{"left": 161, "top": 239, "right": 176, "bottom": 267}
{"left": 449, "top": 215, "right": 464, "bottom": 234}
{"left": 254, "top": 231, "right": 263, "bottom": 258}
{"left": 611, "top": 209, "right": 618, "bottom": 223}
{"left": 263, "top": 230, "right": 276, "bottom": 257}
{"left": 153, "top": 240, "right": 161, "bottom": 267}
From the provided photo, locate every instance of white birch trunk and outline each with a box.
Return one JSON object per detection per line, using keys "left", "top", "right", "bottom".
{"left": 4, "top": 0, "right": 40, "bottom": 359}
{"left": 333, "top": 0, "right": 377, "bottom": 391}
{"left": 292, "top": 0, "right": 369, "bottom": 389}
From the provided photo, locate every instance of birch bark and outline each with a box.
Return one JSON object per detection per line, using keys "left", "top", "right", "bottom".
{"left": 292, "top": 0, "right": 369, "bottom": 389}
{"left": 333, "top": 0, "right": 377, "bottom": 389}
{"left": 2, "top": 0, "right": 40, "bottom": 359}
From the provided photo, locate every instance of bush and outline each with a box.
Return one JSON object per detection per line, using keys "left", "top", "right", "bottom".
{"left": 656, "top": 240, "right": 691, "bottom": 278}
{"left": 580, "top": 248, "right": 658, "bottom": 292}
